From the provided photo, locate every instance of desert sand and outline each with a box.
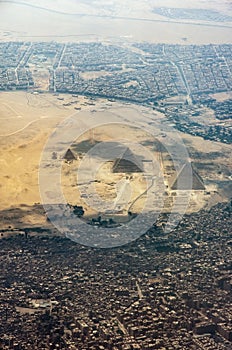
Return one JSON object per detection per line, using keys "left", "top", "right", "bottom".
{"left": 0, "top": 91, "right": 231, "bottom": 231}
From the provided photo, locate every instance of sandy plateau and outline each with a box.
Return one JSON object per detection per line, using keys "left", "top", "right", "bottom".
{"left": 0, "top": 91, "right": 231, "bottom": 231}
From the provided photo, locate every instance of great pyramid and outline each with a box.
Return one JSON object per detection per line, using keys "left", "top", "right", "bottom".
{"left": 170, "top": 162, "right": 205, "bottom": 191}
{"left": 112, "top": 147, "right": 144, "bottom": 173}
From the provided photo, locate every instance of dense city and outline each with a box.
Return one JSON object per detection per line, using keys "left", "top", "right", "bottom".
{"left": 0, "top": 41, "right": 231, "bottom": 143}
{"left": 0, "top": 201, "right": 231, "bottom": 349}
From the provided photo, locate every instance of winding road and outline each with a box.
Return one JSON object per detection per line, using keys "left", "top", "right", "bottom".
{"left": 0, "top": 116, "right": 48, "bottom": 137}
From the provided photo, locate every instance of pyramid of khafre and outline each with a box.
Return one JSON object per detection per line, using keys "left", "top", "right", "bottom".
{"left": 170, "top": 162, "right": 205, "bottom": 191}
{"left": 63, "top": 148, "right": 76, "bottom": 162}
{"left": 112, "top": 147, "right": 144, "bottom": 173}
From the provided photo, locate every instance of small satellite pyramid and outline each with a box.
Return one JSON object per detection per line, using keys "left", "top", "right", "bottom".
{"left": 170, "top": 162, "right": 205, "bottom": 191}
{"left": 113, "top": 147, "right": 143, "bottom": 173}
{"left": 63, "top": 148, "right": 76, "bottom": 162}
